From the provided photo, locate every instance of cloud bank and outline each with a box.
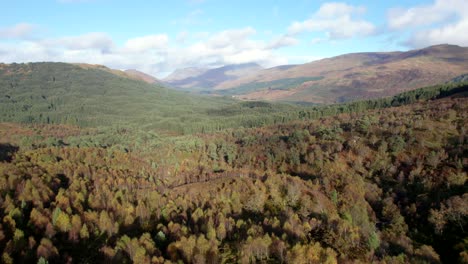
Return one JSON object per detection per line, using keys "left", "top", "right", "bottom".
{"left": 0, "top": 24, "right": 295, "bottom": 77}
{"left": 387, "top": 0, "right": 468, "bottom": 47}
{"left": 1, "top": 1, "right": 468, "bottom": 77}
{"left": 288, "top": 2, "right": 376, "bottom": 39}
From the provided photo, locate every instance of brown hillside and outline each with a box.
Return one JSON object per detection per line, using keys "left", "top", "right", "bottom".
{"left": 124, "top": 69, "right": 160, "bottom": 84}
{"left": 217, "top": 44, "right": 468, "bottom": 103}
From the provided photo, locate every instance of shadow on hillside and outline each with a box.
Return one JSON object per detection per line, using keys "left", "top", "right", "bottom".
{"left": 0, "top": 143, "right": 19, "bottom": 162}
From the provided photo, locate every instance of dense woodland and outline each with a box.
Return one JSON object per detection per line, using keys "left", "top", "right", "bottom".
{"left": 0, "top": 63, "right": 467, "bottom": 263}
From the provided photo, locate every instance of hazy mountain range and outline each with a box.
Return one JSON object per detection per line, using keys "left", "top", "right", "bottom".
{"left": 1, "top": 44, "right": 467, "bottom": 105}
{"left": 162, "top": 44, "right": 468, "bottom": 103}
{"left": 124, "top": 69, "right": 160, "bottom": 84}
{"left": 163, "top": 63, "right": 263, "bottom": 90}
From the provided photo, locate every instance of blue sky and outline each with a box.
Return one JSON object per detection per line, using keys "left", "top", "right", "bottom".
{"left": 1, "top": 0, "right": 467, "bottom": 77}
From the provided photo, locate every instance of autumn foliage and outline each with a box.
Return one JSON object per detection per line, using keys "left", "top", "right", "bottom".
{"left": 0, "top": 93, "right": 467, "bottom": 263}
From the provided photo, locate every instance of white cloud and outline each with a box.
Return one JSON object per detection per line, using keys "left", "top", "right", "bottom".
{"left": 206, "top": 27, "right": 256, "bottom": 49}
{"left": 407, "top": 19, "right": 468, "bottom": 47}
{"left": 0, "top": 26, "right": 299, "bottom": 78}
{"left": 176, "top": 31, "right": 189, "bottom": 43}
{"left": 288, "top": 2, "right": 375, "bottom": 39}
{"left": 224, "top": 49, "right": 272, "bottom": 65}
{"left": 168, "top": 27, "right": 288, "bottom": 68}
{"left": 387, "top": 0, "right": 468, "bottom": 47}
{"left": 123, "top": 34, "right": 168, "bottom": 53}
{"left": 0, "top": 23, "right": 36, "bottom": 39}
{"left": 43, "top": 32, "right": 114, "bottom": 52}
{"left": 387, "top": 0, "right": 468, "bottom": 30}
{"left": 388, "top": 7, "right": 445, "bottom": 30}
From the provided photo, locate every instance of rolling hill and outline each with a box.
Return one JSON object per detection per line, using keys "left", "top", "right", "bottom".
{"left": 209, "top": 44, "right": 468, "bottom": 103}
{"left": 0, "top": 62, "right": 301, "bottom": 134}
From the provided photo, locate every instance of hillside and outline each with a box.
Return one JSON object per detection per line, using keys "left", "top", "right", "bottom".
{"left": 124, "top": 69, "right": 160, "bottom": 84}
{"left": 0, "top": 62, "right": 301, "bottom": 134}
{"left": 0, "top": 84, "right": 466, "bottom": 263}
{"left": 0, "top": 62, "right": 219, "bottom": 129}
{"left": 163, "top": 67, "right": 209, "bottom": 82}
{"left": 1, "top": 61, "right": 465, "bottom": 136}
{"left": 163, "top": 63, "right": 263, "bottom": 90}
{"left": 73, "top": 63, "right": 159, "bottom": 84}
{"left": 214, "top": 44, "right": 468, "bottom": 103}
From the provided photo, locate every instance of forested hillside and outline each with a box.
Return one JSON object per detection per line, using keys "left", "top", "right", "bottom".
{"left": 1, "top": 62, "right": 466, "bottom": 138}
{"left": 0, "top": 81, "right": 466, "bottom": 263}
{"left": 2, "top": 0, "right": 468, "bottom": 262}
{"left": 0, "top": 62, "right": 300, "bottom": 134}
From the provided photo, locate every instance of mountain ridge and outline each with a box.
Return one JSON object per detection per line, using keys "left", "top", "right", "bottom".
{"left": 2, "top": 44, "right": 466, "bottom": 104}
{"left": 212, "top": 44, "right": 468, "bottom": 103}
{"left": 71, "top": 63, "right": 161, "bottom": 84}
{"left": 163, "top": 67, "right": 209, "bottom": 82}
{"left": 163, "top": 62, "right": 263, "bottom": 90}
{"left": 124, "top": 69, "right": 160, "bottom": 84}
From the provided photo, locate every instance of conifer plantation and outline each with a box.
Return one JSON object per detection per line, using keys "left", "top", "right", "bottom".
{"left": 0, "top": 62, "right": 466, "bottom": 263}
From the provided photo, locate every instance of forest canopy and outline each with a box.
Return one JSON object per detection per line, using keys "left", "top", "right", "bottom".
{"left": 0, "top": 64, "right": 467, "bottom": 263}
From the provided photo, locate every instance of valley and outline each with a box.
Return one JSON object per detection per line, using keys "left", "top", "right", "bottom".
{"left": 0, "top": 59, "right": 466, "bottom": 263}
{"left": 2, "top": 0, "right": 468, "bottom": 262}
{"left": 0, "top": 48, "right": 468, "bottom": 263}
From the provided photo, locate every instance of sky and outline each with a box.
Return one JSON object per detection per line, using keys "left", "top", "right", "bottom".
{"left": 1, "top": 0, "right": 467, "bottom": 78}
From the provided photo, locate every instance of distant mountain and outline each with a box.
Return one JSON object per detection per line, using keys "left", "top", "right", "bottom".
{"left": 124, "top": 69, "right": 160, "bottom": 84}
{"left": 163, "top": 67, "right": 209, "bottom": 82}
{"left": 163, "top": 63, "right": 263, "bottom": 90}
{"left": 215, "top": 44, "right": 468, "bottom": 103}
